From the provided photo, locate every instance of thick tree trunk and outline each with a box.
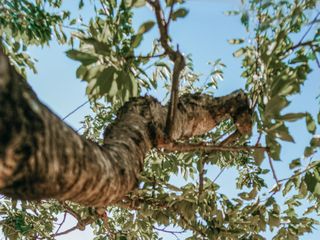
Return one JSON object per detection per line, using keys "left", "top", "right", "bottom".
{"left": 0, "top": 49, "right": 252, "bottom": 207}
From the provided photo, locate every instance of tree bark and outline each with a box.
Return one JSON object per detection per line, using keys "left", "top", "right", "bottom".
{"left": 0, "top": 49, "right": 252, "bottom": 207}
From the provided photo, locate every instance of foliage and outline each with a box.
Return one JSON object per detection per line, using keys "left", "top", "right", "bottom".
{"left": 1, "top": 0, "right": 320, "bottom": 239}
{"left": 0, "top": 0, "right": 69, "bottom": 76}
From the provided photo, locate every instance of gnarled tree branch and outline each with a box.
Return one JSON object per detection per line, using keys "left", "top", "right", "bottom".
{"left": 0, "top": 49, "right": 251, "bottom": 207}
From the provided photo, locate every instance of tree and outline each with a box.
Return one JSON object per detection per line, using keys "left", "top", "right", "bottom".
{"left": 0, "top": 0, "right": 320, "bottom": 239}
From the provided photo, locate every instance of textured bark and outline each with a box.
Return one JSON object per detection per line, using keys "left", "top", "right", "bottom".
{"left": 0, "top": 49, "right": 252, "bottom": 207}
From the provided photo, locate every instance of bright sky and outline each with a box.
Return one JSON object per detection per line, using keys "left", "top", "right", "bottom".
{"left": 22, "top": 0, "right": 320, "bottom": 239}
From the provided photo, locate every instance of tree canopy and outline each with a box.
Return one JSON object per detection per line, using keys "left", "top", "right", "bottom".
{"left": 0, "top": 0, "right": 320, "bottom": 239}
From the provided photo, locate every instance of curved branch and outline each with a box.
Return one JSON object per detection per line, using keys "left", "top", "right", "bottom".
{"left": 0, "top": 49, "right": 251, "bottom": 207}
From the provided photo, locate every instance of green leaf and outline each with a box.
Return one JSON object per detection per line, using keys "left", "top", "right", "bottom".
{"left": 83, "top": 65, "right": 105, "bottom": 81}
{"left": 69, "top": 18, "right": 77, "bottom": 25}
{"left": 265, "top": 96, "right": 290, "bottom": 118}
{"left": 304, "top": 172, "right": 317, "bottom": 193}
{"left": 126, "top": 0, "right": 146, "bottom": 7}
{"left": 66, "top": 50, "right": 98, "bottom": 65}
{"left": 314, "top": 183, "right": 320, "bottom": 196}
{"left": 97, "top": 67, "right": 117, "bottom": 96}
{"left": 240, "top": 11, "right": 249, "bottom": 30}
{"left": 233, "top": 48, "right": 246, "bottom": 57}
{"left": 172, "top": 8, "right": 189, "bottom": 20}
{"left": 304, "top": 146, "right": 314, "bottom": 157}
{"left": 138, "top": 21, "right": 155, "bottom": 35}
{"left": 268, "top": 213, "right": 280, "bottom": 228}
{"left": 266, "top": 136, "right": 281, "bottom": 160}
{"left": 299, "top": 181, "right": 308, "bottom": 197}
{"left": 239, "top": 188, "right": 257, "bottom": 200}
{"left": 224, "top": 10, "right": 240, "bottom": 16}
{"left": 283, "top": 180, "right": 294, "bottom": 196}
{"left": 304, "top": 206, "right": 316, "bottom": 215}
{"left": 79, "top": 0, "right": 84, "bottom": 9}
{"left": 289, "top": 158, "right": 301, "bottom": 169}
{"left": 131, "top": 34, "right": 143, "bottom": 48}
{"left": 306, "top": 113, "right": 316, "bottom": 134}
{"left": 166, "top": 0, "right": 174, "bottom": 6}
{"left": 270, "top": 78, "right": 297, "bottom": 97}
{"left": 253, "top": 149, "right": 265, "bottom": 165}
{"left": 267, "top": 122, "right": 294, "bottom": 142}
{"left": 76, "top": 65, "right": 88, "bottom": 79}
{"left": 277, "top": 112, "right": 306, "bottom": 122}
{"left": 310, "top": 137, "right": 320, "bottom": 148}
{"left": 228, "top": 38, "right": 244, "bottom": 45}
{"left": 82, "top": 38, "right": 110, "bottom": 55}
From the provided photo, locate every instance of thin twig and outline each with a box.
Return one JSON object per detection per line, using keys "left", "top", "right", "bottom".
{"left": 62, "top": 25, "right": 81, "bottom": 31}
{"left": 212, "top": 126, "right": 235, "bottom": 144}
{"left": 166, "top": 2, "right": 175, "bottom": 27}
{"left": 286, "top": 40, "right": 316, "bottom": 53}
{"left": 198, "top": 156, "right": 204, "bottom": 198}
{"left": 53, "top": 226, "right": 78, "bottom": 237}
{"left": 255, "top": 132, "right": 262, "bottom": 146}
{"left": 61, "top": 203, "right": 80, "bottom": 220}
{"left": 267, "top": 151, "right": 280, "bottom": 191}
{"left": 76, "top": 126, "right": 84, "bottom": 133}
{"left": 126, "top": 53, "right": 166, "bottom": 60}
{"left": 278, "top": 161, "right": 319, "bottom": 183}
{"left": 213, "top": 168, "right": 225, "bottom": 183}
{"left": 159, "top": 141, "right": 268, "bottom": 153}
{"left": 297, "top": 12, "right": 320, "bottom": 46}
{"left": 218, "top": 130, "right": 241, "bottom": 146}
{"left": 311, "top": 46, "right": 320, "bottom": 68}
{"left": 153, "top": 226, "right": 184, "bottom": 240}
{"left": 62, "top": 100, "right": 90, "bottom": 120}
{"left": 54, "top": 212, "right": 67, "bottom": 236}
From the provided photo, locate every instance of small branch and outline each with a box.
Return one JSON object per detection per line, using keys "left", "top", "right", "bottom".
{"left": 281, "top": 13, "right": 320, "bottom": 58}
{"left": 212, "top": 126, "right": 235, "bottom": 144}
{"left": 165, "top": 51, "right": 185, "bottom": 140}
{"left": 54, "top": 202, "right": 94, "bottom": 236}
{"left": 61, "top": 202, "right": 80, "bottom": 220}
{"left": 279, "top": 161, "right": 319, "bottom": 183}
{"left": 54, "top": 212, "right": 67, "bottom": 236}
{"left": 267, "top": 151, "right": 281, "bottom": 191}
{"left": 147, "top": 0, "right": 186, "bottom": 140}
{"left": 311, "top": 46, "right": 320, "bottom": 68}
{"left": 218, "top": 130, "right": 241, "bottom": 146}
{"left": 282, "top": 40, "right": 316, "bottom": 57}
{"left": 166, "top": 3, "right": 175, "bottom": 27}
{"left": 153, "top": 226, "right": 184, "bottom": 240}
{"left": 213, "top": 168, "right": 225, "bottom": 183}
{"left": 297, "top": 12, "right": 320, "bottom": 46}
{"left": 146, "top": 0, "right": 175, "bottom": 58}
{"left": 62, "top": 100, "right": 90, "bottom": 121}
{"left": 125, "top": 53, "right": 166, "bottom": 60}
{"left": 255, "top": 132, "right": 263, "bottom": 146}
{"left": 159, "top": 141, "right": 268, "bottom": 153}
{"left": 198, "top": 156, "right": 204, "bottom": 198}
{"left": 53, "top": 226, "right": 78, "bottom": 237}
{"left": 62, "top": 25, "right": 81, "bottom": 31}
{"left": 96, "top": 208, "right": 112, "bottom": 234}
{"left": 288, "top": 40, "right": 316, "bottom": 52}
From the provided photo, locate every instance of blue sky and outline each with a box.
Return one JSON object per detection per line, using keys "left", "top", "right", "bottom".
{"left": 22, "top": 0, "right": 320, "bottom": 239}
